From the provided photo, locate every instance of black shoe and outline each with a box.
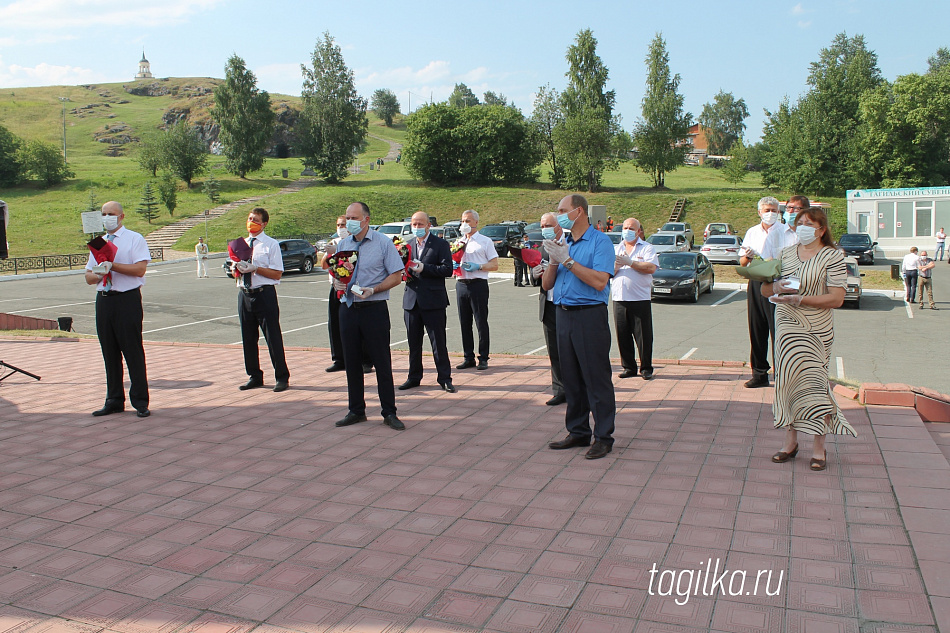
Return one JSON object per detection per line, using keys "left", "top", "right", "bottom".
{"left": 335, "top": 412, "right": 367, "bottom": 427}
{"left": 383, "top": 414, "right": 405, "bottom": 430}
{"left": 545, "top": 394, "right": 566, "bottom": 406}
{"left": 92, "top": 404, "right": 124, "bottom": 417}
{"left": 456, "top": 359, "right": 476, "bottom": 370}
{"left": 362, "top": 365, "right": 374, "bottom": 374}
{"left": 135, "top": 408, "right": 150, "bottom": 418}
{"left": 641, "top": 370, "right": 654, "bottom": 381}
{"left": 273, "top": 381, "right": 289, "bottom": 392}
{"left": 744, "top": 376, "right": 769, "bottom": 388}
{"left": 440, "top": 382, "right": 457, "bottom": 393}
{"left": 585, "top": 441, "right": 612, "bottom": 459}
{"left": 398, "top": 380, "right": 421, "bottom": 391}
{"left": 325, "top": 363, "right": 345, "bottom": 373}
{"left": 548, "top": 435, "right": 591, "bottom": 450}
{"left": 239, "top": 378, "right": 265, "bottom": 391}
{"left": 476, "top": 361, "right": 489, "bottom": 371}
{"left": 618, "top": 369, "right": 638, "bottom": 379}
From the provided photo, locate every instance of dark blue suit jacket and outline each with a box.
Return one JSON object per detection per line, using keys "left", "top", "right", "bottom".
{"left": 402, "top": 233, "right": 453, "bottom": 311}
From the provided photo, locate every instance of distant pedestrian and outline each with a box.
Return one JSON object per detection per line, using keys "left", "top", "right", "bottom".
{"left": 605, "top": 216, "right": 614, "bottom": 232}
{"left": 596, "top": 220, "right": 604, "bottom": 232}
{"left": 195, "top": 237, "right": 209, "bottom": 278}
{"left": 936, "top": 227, "right": 946, "bottom": 262}
{"left": 917, "top": 250, "right": 937, "bottom": 309}
{"left": 901, "top": 247, "right": 920, "bottom": 304}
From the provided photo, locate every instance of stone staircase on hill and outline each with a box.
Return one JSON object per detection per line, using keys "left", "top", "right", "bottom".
{"left": 145, "top": 178, "right": 317, "bottom": 249}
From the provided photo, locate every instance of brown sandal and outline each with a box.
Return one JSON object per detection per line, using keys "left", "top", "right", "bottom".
{"left": 810, "top": 454, "right": 827, "bottom": 471}
{"left": 772, "top": 444, "right": 799, "bottom": 463}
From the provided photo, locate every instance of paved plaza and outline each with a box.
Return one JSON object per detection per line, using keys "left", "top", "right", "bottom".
{"left": 0, "top": 336, "right": 947, "bottom": 632}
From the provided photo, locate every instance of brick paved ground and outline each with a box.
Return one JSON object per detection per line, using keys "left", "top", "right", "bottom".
{"left": 0, "top": 336, "right": 947, "bottom": 632}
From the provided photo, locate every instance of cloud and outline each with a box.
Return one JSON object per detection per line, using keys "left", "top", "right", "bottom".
{"left": 0, "top": 57, "right": 107, "bottom": 87}
{"left": 791, "top": 3, "right": 805, "bottom": 15}
{"left": 797, "top": 20, "right": 812, "bottom": 28}
{"left": 0, "top": 0, "right": 224, "bottom": 30}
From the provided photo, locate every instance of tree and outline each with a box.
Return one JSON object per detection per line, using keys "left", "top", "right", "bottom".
{"left": 928, "top": 47, "right": 950, "bottom": 74}
{"left": 556, "top": 28, "right": 622, "bottom": 191}
{"left": 163, "top": 121, "right": 208, "bottom": 187}
{"left": 721, "top": 139, "right": 750, "bottom": 187}
{"left": 137, "top": 130, "right": 167, "bottom": 177}
{"left": 448, "top": 83, "right": 479, "bottom": 108}
{"left": 0, "top": 124, "right": 23, "bottom": 187}
{"left": 299, "top": 32, "right": 368, "bottom": 183}
{"left": 370, "top": 89, "right": 400, "bottom": 126}
{"left": 531, "top": 84, "right": 564, "bottom": 187}
{"left": 158, "top": 173, "right": 178, "bottom": 216}
{"left": 203, "top": 174, "right": 221, "bottom": 205}
{"left": 211, "top": 54, "right": 276, "bottom": 178}
{"left": 84, "top": 189, "right": 98, "bottom": 213}
{"left": 633, "top": 33, "right": 692, "bottom": 188}
{"left": 17, "top": 139, "right": 73, "bottom": 187}
{"left": 137, "top": 182, "right": 160, "bottom": 224}
{"left": 482, "top": 91, "right": 508, "bottom": 107}
{"left": 698, "top": 90, "right": 749, "bottom": 156}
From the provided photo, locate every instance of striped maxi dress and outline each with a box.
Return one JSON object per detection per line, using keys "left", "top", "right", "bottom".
{"left": 773, "top": 245, "right": 857, "bottom": 437}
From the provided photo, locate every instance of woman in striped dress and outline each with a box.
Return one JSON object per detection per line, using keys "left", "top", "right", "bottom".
{"left": 762, "top": 207, "right": 857, "bottom": 471}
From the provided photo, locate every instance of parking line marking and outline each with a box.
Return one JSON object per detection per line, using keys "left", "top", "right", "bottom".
{"left": 391, "top": 338, "right": 408, "bottom": 347}
{"left": 9, "top": 301, "right": 94, "bottom": 313}
{"left": 143, "top": 314, "right": 238, "bottom": 334}
{"left": 527, "top": 345, "right": 547, "bottom": 355}
{"left": 236, "top": 320, "right": 332, "bottom": 344}
{"left": 0, "top": 297, "right": 38, "bottom": 303}
{"left": 712, "top": 289, "right": 742, "bottom": 306}
{"left": 905, "top": 302, "right": 914, "bottom": 319}
{"left": 836, "top": 356, "right": 845, "bottom": 378}
{"left": 528, "top": 292, "right": 540, "bottom": 298}
{"left": 278, "top": 295, "right": 323, "bottom": 300}
{"left": 680, "top": 348, "right": 698, "bottom": 360}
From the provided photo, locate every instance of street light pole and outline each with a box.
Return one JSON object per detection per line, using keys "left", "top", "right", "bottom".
{"left": 58, "top": 97, "right": 68, "bottom": 164}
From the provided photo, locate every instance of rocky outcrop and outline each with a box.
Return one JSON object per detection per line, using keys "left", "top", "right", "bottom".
{"left": 125, "top": 81, "right": 171, "bottom": 97}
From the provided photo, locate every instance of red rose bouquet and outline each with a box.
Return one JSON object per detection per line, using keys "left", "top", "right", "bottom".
{"left": 87, "top": 235, "right": 118, "bottom": 286}
{"left": 392, "top": 236, "right": 413, "bottom": 281}
{"left": 450, "top": 239, "right": 467, "bottom": 277}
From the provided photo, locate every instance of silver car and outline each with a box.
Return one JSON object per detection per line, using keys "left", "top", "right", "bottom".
{"left": 699, "top": 235, "right": 744, "bottom": 264}
{"left": 647, "top": 233, "right": 690, "bottom": 253}
{"left": 658, "top": 222, "right": 694, "bottom": 249}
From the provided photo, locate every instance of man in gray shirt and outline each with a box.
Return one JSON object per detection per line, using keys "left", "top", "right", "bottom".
{"left": 332, "top": 202, "right": 407, "bottom": 430}
{"left": 917, "top": 250, "right": 937, "bottom": 310}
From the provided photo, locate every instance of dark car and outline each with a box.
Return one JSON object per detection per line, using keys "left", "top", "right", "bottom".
{"left": 651, "top": 252, "right": 715, "bottom": 303}
{"left": 223, "top": 238, "right": 317, "bottom": 276}
{"left": 480, "top": 223, "right": 524, "bottom": 257}
{"left": 837, "top": 233, "right": 877, "bottom": 265}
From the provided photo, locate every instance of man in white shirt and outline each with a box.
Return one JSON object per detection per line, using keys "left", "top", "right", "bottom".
{"left": 612, "top": 218, "right": 659, "bottom": 380}
{"left": 936, "top": 227, "right": 946, "bottom": 262}
{"left": 902, "top": 247, "right": 921, "bottom": 304}
{"left": 455, "top": 209, "right": 499, "bottom": 371}
{"left": 234, "top": 207, "right": 290, "bottom": 392}
{"left": 195, "top": 237, "right": 209, "bottom": 278}
{"left": 84, "top": 201, "right": 152, "bottom": 418}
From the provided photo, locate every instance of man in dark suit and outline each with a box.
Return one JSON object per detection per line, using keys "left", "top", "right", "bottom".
{"left": 399, "top": 211, "right": 456, "bottom": 393}
{"left": 531, "top": 212, "right": 565, "bottom": 405}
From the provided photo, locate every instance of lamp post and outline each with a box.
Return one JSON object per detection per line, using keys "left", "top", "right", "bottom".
{"left": 407, "top": 90, "right": 425, "bottom": 114}
{"left": 58, "top": 97, "right": 69, "bottom": 164}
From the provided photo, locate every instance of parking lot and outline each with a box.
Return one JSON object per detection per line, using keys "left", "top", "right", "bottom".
{"left": 2, "top": 255, "right": 948, "bottom": 394}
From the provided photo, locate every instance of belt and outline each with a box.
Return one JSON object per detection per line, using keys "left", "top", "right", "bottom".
{"left": 241, "top": 286, "right": 267, "bottom": 294}
{"left": 346, "top": 300, "right": 385, "bottom": 309}
{"left": 558, "top": 303, "right": 602, "bottom": 311}
{"left": 98, "top": 288, "right": 139, "bottom": 297}
{"left": 457, "top": 278, "right": 487, "bottom": 284}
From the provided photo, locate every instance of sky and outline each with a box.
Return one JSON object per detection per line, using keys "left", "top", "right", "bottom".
{"left": 1, "top": 0, "right": 948, "bottom": 140}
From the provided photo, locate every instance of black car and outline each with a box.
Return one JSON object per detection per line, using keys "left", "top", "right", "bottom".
{"left": 651, "top": 252, "right": 715, "bottom": 303}
{"left": 223, "top": 238, "right": 317, "bottom": 276}
{"left": 837, "top": 233, "right": 877, "bottom": 264}
{"left": 480, "top": 224, "right": 524, "bottom": 257}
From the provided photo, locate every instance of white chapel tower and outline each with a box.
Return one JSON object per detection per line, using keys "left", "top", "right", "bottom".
{"left": 136, "top": 51, "right": 152, "bottom": 79}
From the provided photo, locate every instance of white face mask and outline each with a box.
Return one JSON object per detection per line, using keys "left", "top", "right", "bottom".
{"left": 460, "top": 223, "right": 472, "bottom": 235}
{"left": 796, "top": 225, "right": 818, "bottom": 245}
{"left": 336, "top": 227, "right": 349, "bottom": 239}
{"left": 103, "top": 215, "right": 119, "bottom": 232}
{"left": 760, "top": 211, "right": 779, "bottom": 226}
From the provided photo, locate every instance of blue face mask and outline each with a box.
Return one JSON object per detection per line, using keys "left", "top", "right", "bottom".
{"left": 557, "top": 210, "right": 576, "bottom": 230}
{"left": 622, "top": 229, "right": 637, "bottom": 243}
{"left": 346, "top": 219, "right": 363, "bottom": 235}
{"left": 413, "top": 227, "right": 427, "bottom": 239}
{"left": 541, "top": 227, "right": 557, "bottom": 240}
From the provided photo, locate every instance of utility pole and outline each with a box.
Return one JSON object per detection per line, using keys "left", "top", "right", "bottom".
{"left": 58, "top": 97, "right": 69, "bottom": 163}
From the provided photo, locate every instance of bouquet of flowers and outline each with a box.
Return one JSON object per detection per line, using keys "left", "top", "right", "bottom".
{"left": 450, "top": 239, "right": 467, "bottom": 277}
{"left": 509, "top": 244, "right": 542, "bottom": 268}
{"left": 392, "top": 236, "right": 413, "bottom": 281}
{"left": 87, "top": 235, "right": 117, "bottom": 285}
{"left": 325, "top": 251, "right": 358, "bottom": 298}
{"left": 228, "top": 238, "right": 253, "bottom": 280}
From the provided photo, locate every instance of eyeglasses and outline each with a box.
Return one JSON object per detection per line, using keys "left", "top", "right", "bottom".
{"left": 785, "top": 206, "right": 803, "bottom": 211}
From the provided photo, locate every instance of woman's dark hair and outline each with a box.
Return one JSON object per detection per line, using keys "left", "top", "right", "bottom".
{"left": 794, "top": 206, "right": 835, "bottom": 248}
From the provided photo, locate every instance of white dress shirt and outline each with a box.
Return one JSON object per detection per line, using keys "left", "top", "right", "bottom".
{"left": 760, "top": 223, "right": 799, "bottom": 260}
{"left": 243, "top": 231, "right": 283, "bottom": 288}
{"left": 85, "top": 226, "right": 151, "bottom": 292}
{"left": 458, "top": 231, "right": 498, "bottom": 280}
{"left": 902, "top": 253, "right": 920, "bottom": 274}
{"left": 611, "top": 239, "right": 658, "bottom": 302}
{"left": 740, "top": 222, "right": 782, "bottom": 260}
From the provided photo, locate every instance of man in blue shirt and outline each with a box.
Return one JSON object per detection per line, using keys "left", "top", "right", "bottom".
{"left": 541, "top": 194, "right": 617, "bottom": 459}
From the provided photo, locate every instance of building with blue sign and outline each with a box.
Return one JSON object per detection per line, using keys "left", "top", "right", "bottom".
{"left": 847, "top": 187, "right": 950, "bottom": 256}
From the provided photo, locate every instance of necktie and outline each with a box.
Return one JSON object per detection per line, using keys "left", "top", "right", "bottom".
{"left": 244, "top": 238, "right": 256, "bottom": 289}
{"left": 104, "top": 234, "right": 115, "bottom": 291}
{"left": 345, "top": 239, "right": 362, "bottom": 308}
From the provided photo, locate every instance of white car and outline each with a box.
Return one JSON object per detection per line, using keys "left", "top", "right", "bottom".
{"left": 657, "top": 222, "right": 694, "bottom": 249}
{"left": 376, "top": 222, "right": 413, "bottom": 238}
{"left": 700, "top": 235, "right": 744, "bottom": 264}
{"left": 647, "top": 233, "right": 690, "bottom": 253}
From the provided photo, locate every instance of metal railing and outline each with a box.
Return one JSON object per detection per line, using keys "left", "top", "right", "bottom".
{"left": 0, "top": 248, "right": 164, "bottom": 275}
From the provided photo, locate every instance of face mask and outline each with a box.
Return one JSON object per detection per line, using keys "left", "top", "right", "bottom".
{"left": 460, "top": 223, "right": 472, "bottom": 235}
{"left": 541, "top": 227, "right": 557, "bottom": 240}
{"left": 346, "top": 219, "right": 363, "bottom": 235}
{"left": 761, "top": 211, "right": 779, "bottom": 226}
{"left": 413, "top": 227, "right": 427, "bottom": 239}
{"left": 336, "top": 227, "right": 349, "bottom": 239}
{"left": 622, "top": 229, "right": 637, "bottom": 243}
{"left": 102, "top": 215, "right": 119, "bottom": 232}
{"left": 557, "top": 209, "right": 576, "bottom": 230}
{"left": 796, "top": 225, "right": 818, "bottom": 245}
{"left": 247, "top": 220, "right": 263, "bottom": 234}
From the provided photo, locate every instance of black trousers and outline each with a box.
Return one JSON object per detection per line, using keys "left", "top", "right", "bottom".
{"left": 541, "top": 299, "right": 564, "bottom": 397}
{"left": 340, "top": 301, "right": 396, "bottom": 417}
{"left": 328, "top": 286, "right": 370, "bottom": 367}
{"left": 904, "top": 270, "right": 918, "bottom": 302}
{"left": 404, "top": 305, "right": 452, "bottom": 385}
{"left": 747, "top": 280, "right": 776, "bottom": 380}
{"left": 457, "top": 279, "right": 490, "bottom": 363}
{"left": 613, "top": 300, "right": 654, "bottom": 374}
{"left": 557, "top": 305, "right": 616, "bottom": 446}
{"left": 239, "top": 285, "right": 290, "bottom": 382}
{"left": 96, "top": 288, "right": 148, "bottom": 411}
{"left": 514, "top": 259, "right": 527, "bottom": 284}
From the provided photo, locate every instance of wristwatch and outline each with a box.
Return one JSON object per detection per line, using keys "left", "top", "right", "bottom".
{"left": 564, "top": 258, "right": 575, "bottom": 271}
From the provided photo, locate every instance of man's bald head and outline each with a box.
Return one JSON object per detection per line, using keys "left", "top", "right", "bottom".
{"left": 411, "top": 211, "right": 430, "bottom": 226}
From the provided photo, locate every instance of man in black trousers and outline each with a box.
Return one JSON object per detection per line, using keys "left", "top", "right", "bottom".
{"left": 235, "top": 207, "right": 290, "bottom": 392}
{"left": 85, "top": 201, "right": 152, "bottom": 417}
{"left": 532, "top": 212, "right": 565, "bottom": 406}
{"left": 322, "top": 215, "right": 372, "bottom": 375}
{"left": 399, "top": 211, "right": 456, "bottom": 393}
